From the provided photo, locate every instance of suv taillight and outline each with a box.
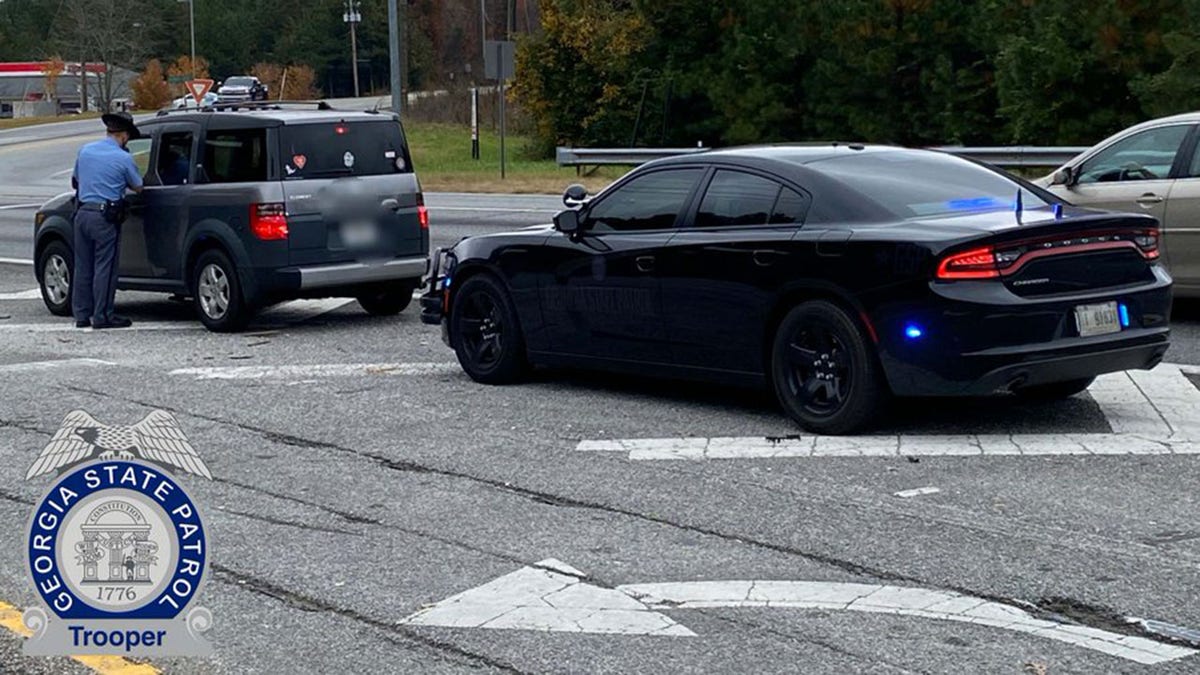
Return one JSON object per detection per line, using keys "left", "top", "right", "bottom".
{"left": 250, "top": 203, "right": 288, "bottom": 240}
{"left": 418, "top": 205, "right": 429, "bottom": 230}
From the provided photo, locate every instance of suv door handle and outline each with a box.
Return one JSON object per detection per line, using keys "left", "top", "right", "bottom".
{"left": 635, "top": 255, "right": 655, "bottom": 273}
{"left": 1136, "top": 193, "right": 1164, "bottom": 206}
{"left": 380, "top": 198, "right": 401, "bottom": 211}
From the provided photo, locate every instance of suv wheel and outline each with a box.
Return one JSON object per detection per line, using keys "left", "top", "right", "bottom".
{"left": 192, "top": 249, "right": 250, "bottom": 332}
{"left": 38, "top": 241, "right": 73, "bottom": 316}
{"left": 356, "top": 280, "right": 416, "bottom": 316}
{"left": 771, "top": 300, "right": 889, "bottom": 435}
{"left": 450, "top": 275, "right": 529, "bottom": 384}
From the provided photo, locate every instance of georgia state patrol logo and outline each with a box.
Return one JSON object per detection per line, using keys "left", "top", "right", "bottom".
{"left": 22, "top": 410, "right": 214, "bottom": 656}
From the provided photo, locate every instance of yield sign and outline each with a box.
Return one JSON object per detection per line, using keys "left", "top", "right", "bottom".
{"left": 185, "top": 78, "right": 214, "bottom": 104}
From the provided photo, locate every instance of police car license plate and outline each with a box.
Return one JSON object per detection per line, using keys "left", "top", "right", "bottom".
{"left": 342, "top": 221, "right": 379, "bottom": 249}
{"left": 1075, "top": 301, "right": 1121, "bottom": 337}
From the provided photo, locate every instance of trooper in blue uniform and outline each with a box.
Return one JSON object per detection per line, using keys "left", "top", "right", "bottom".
{"left": 71, "top": 112, "right": 144, "bottom": 329}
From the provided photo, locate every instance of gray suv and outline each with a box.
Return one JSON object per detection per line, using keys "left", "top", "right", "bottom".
{"left": 34, "top": 103, "right": 429, "bottom": 331}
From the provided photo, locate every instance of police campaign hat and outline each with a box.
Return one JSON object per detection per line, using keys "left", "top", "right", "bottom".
{"left": 101, "top": 111, "right": 141, "bottom": 139}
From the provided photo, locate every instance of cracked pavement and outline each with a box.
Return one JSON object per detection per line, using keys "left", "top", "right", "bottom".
{"left": 4, "top": 132, "right": 1200, "bottom": 670}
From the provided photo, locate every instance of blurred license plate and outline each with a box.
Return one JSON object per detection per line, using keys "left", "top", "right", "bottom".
{"left": 342, "top": 221, "right": 379, "bottom": 249}
{"left": 1075, "top": 301, "right": 1121, "bottom": 337}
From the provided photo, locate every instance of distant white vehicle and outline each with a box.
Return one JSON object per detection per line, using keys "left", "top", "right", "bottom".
{"left": 170, "top": 92, "right": 218, "bottom": 109}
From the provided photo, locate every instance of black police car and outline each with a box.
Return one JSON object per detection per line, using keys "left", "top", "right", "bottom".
{"left": 34, "top": 103, "right": 428, "bottom": 332}
{"left": 422, "top": 145, "right": 1171, "bottom": 434}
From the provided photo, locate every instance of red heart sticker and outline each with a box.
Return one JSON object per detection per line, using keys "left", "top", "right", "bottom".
{"left": 293, "top": 154, "right": 307, "bottom": 169}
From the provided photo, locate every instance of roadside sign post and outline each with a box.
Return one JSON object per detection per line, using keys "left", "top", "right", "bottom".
{"left": 387, "top": 0, "right": 402, "bottom": 117}
{"left": 184, "top": 78, "right": 214, "bottom": 105}
{"left": 484, "top": 40, "right": 516, "bottom": 179}
{"left": 470, "top": 87, "right": 480, "bottom": 160}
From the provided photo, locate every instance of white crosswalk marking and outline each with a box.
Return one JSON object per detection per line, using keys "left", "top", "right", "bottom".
{"left": 577, "top": 364, "right": 1200, "bottom": 461}
{"left": 169, "top": 362, "right": 458, "bottom": 380}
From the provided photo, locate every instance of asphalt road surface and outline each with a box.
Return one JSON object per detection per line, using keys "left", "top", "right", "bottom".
{"left": 2, "top": 123, "right": 1200, "bottom": 674}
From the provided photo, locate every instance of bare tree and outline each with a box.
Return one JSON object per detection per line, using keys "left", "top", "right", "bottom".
{"left": 57, "top": 0, "right": 164, "bottom": 110}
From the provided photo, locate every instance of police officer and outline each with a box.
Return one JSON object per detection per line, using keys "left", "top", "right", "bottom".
{"left": 71, "top": 112, "right": 143, "bottom": 329}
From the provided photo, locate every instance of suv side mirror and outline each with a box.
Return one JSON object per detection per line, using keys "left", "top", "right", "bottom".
{"left": 1051, "top": 167, "right": 1075, "bottom": 187}
{"left": 554, "top": 208, "right": 582, "bottom": 235}
{"left": 563, "top": 183, "right": 588, "bottom": 207}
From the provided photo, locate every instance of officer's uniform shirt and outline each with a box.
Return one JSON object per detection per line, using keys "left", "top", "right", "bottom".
{"left": 73, "top": 137, "right": 143, "bottom": 204}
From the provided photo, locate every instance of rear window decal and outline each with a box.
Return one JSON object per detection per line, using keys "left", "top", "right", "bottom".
{"left": 343, "top": 151, "right": 355, "bottom": 168}
{"left": 293, "top": 154, "right": 307, "bottom": 169}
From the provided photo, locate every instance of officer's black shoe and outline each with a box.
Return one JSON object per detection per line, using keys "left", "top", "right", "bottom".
{"left": 75, "top": 320, "right": 90, "bottom": 328}
{"left": 92, "top": 316, "right": 132, "bottom": 329}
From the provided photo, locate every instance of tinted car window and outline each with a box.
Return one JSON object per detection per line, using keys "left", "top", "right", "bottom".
{"left": 814, "top": 151, "right": 1050, "bottom": 219}
{"left": 1077, "top": 125, "right": 1189, "bottom": 184}
{"left": 586, "top": 168, "right": 703, "bottom": 232}
{"left": 770, "top": 188, "right": 810, "bottom": 225}
{"left": 280, "top": 122, "right": 410, "bottom": 179}
{"left": 696, "top": 170, "right": 781, "bottom": 227}
{"left": 203, "top": 129, "right": 267, "bottom": 183}
{"left": 156, "top": 132, "right": 193, "bottom": 186}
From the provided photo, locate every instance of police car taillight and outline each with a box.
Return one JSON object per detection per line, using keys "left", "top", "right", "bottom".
{"left": 250, "top": 203, "right": 288, "bottom": 240}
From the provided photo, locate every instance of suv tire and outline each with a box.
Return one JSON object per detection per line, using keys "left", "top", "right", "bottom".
{"left": 191, "top": 249, "right": 250, "bottom": 332}
{"left": 356, "top": 280, "right": 416, "bottom": 316}
{"left": 771, "top": 300, "right": 889, "bottom": 435}
{"left": 450, "top": 274, "right": 529, "bottom": 384}
{"left": 38, "top": 240, "right": 73, "bottom": 316}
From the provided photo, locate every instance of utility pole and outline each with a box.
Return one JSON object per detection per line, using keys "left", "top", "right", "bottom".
{"left": 343, "top": 0, "right": 362, "bottom": 97}
{"left": 387, "top": 0, "right": 402, "bottom": 115}
{"left": 177, "top": 0, "right": 196, "bottom": 78}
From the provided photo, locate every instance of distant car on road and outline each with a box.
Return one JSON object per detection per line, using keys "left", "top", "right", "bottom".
{"left": 1037, "top": 112, "right": 1200, "bottom": 297}
{"left": 422, "top": 145, "right": 1171, "bottom": 434}
{"left": 34, "top": 104, "right": 427, "bottom": 331}
{"left": 171, "top": 92, "right": 218, "bottom": 109}
{"left": 216, "top": 76, "right": 269, "bottom": 103}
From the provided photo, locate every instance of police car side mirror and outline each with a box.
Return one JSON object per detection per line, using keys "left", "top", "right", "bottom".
{"left": 554, "top": 208, "right": 581, "bottom": 235}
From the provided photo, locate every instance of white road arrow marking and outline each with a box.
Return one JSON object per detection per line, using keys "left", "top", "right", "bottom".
{"left": 399, "top": 559, "right": 694, "bottom": 636}
{"left": 401, "top": 560, "right": 1195, "bottom": 665}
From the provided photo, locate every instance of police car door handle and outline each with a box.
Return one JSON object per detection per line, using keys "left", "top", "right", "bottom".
{"left": 753, "top": 249, "right": 785, "bottom": 266}
{"left": 636, "top": 255, "right": 655, "bottom": 272}
{"left": 380, "top": 198, "right": 401, "bottom": 211}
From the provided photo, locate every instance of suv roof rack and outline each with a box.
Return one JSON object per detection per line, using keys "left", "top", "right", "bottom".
{"left": 156, "top": 100, "right": 334, "bottom": 117}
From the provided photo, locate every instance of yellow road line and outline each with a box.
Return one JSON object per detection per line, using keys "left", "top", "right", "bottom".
{"left": 0, "top": 600, "right": 160, "bottom": 674}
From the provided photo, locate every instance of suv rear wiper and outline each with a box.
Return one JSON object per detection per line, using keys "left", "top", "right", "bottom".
{"left": 301, "top": 168, "right": 354, "bottom": 178}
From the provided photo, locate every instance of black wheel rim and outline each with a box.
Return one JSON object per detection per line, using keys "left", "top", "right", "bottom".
{"left": 782, "top": 322, "right": 852, "bottom": 417}
{"left": 459, "top": 290, "right": 504, "bottom": 369}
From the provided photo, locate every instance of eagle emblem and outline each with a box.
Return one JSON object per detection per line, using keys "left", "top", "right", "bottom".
{"left": 25, "top": 410, "right": 213, "bottom": 480}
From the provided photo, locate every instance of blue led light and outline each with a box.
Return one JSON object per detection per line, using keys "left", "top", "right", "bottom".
{"left": 904, "top": 324, "right": 924, "bottom": 340}
{"left": 1118, "top": 303, "right": 1130, "bottom": 328}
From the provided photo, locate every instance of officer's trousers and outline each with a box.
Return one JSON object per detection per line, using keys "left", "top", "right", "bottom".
{"left": 72, "top": 209, "right": 121, "bottom": 325}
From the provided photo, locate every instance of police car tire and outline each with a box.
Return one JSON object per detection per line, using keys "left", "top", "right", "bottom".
{"left": 38, "top": 240, "right": 73, "bottom": 316}
{"left": 356, "top": 280, "right": 416, "bottom": 315}
{"left": 771, "top": 300, "right": 889, "bottom": 435}
{"left": 450, "top": 274, "right": 529, "bottom": 384}
{"left": 191, "top": 249, "right": 250, "bottom": 333}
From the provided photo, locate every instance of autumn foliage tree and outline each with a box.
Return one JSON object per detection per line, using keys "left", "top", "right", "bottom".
{"left": 131, "top": 59, "right": 172, "bottom": 110}
{"left": 250, "top": 62, "right": 318, "bottom": 100}
{"left": 41, "top": 56, "right": 65, "bottom": 102}
{"left": 166, "top": 55, "right": 211, "bottom": 96}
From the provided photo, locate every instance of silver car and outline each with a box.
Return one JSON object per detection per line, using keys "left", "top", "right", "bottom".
{"left": 1038, "top": 112, "right": 1200, "bottom": 297}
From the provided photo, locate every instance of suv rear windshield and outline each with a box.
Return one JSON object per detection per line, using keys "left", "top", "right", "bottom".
{"left": 815, "top": 151, "right": 1053, "bottom": 219}
{"left": 280, "top": 121, "right": 410, "bottom": 180}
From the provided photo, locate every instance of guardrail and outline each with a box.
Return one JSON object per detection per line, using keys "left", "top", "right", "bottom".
{"left": 556, "top": 145, "right": 1088, "bottom": 170}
